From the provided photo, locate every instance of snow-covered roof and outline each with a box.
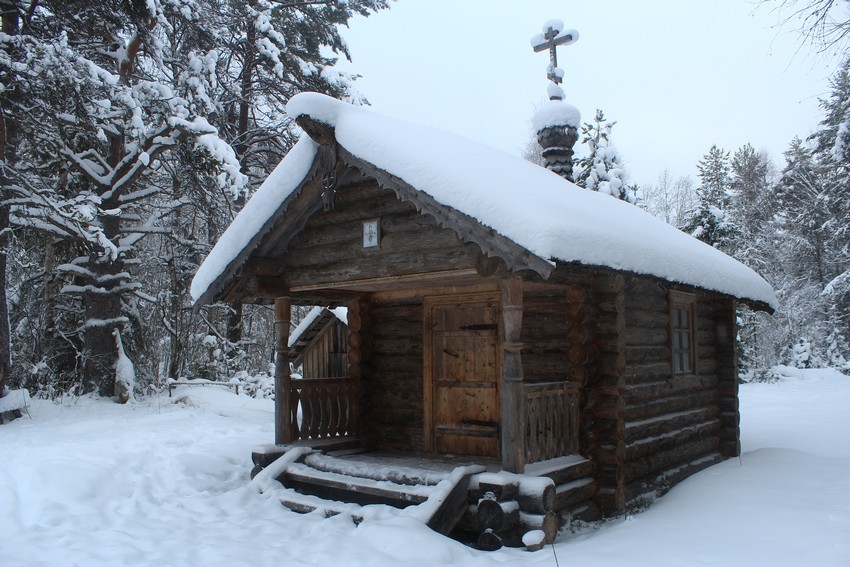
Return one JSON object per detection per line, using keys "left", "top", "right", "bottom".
{"left": 288, "top": 306, "right": 348, "bottom": 348}
{"left": 192, "top": 93, "right": 777, "bottom": 311}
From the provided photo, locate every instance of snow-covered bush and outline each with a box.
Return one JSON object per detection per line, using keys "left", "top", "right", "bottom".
{"left": 790, "top": 337, "right": 826, "bottom": 368}
{"left": 740, "top": 367, "right": 783, "bottom": 383}
{"left": 234, "top": 369, "right": 276, "bottom": 399}
{"left": 825, "top": 329, "right": 850, "bottom": 373}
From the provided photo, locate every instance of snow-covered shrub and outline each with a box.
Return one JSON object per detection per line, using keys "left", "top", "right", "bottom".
{"left": 824, "top": 328, "right": 850, "bottom": 373}
{"left": 789, "top": 337, "right": 825, "bottom": 368}
{"left": 233, "top": 370, "right": 275, "bottom": 399}
{"left": 740, "top": 367, "right": 783, "bottom": 383}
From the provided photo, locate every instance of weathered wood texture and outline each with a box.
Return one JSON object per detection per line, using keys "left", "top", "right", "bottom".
{"left": 524, "top": 381, "right": 579, "bottom": 463}
{"left": 293, "top": 377, "right": 359, "bottom": 439}
{"left": 621, "top": 276, "right": 737, "bottom": 508}
{"left": 501, "top": 278, "right": 524, "bottom": 472}
{"left": 295, "top": 316, "right": 349, "bottom": 379}
{"left": 340, "top": 147, "right": 555, "bottom": 279}
{"left": 426, "top": 293, "right": 502, "bottom": 458}
{"left": 520, "top": 285, "right": 570, "bottom": 384}
{"left": 588, "top": 273, "right": 626, "bottom": 514}
{"left": 274, "top": 298, "right": 294, "bottom": 444}
{"left": 269, "top": 179, "right": 485, "bottom": 290}
{"left": 713, "top": 298, "right": 740, "bottom": 457}
{"left": 360, "top": 297, "right": 425, "bottom": 451}
{"left": 535, "top": 270, "right": 599, "bottom": 466}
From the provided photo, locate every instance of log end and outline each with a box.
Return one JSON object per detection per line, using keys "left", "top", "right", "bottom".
{"left": 477, "top": 529, "right": 502, "bottom": 551}
{"left": 522, "top": 529, "right": 547, "bottom": 552}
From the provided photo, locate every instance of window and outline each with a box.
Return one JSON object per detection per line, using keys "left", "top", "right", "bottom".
{"left": 670, "top": 291, "right": 696, "bottom": 375}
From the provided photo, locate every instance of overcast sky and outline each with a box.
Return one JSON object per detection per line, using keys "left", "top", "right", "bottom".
{"left": 334, "top": 0, "right": 844, "bottom": 187}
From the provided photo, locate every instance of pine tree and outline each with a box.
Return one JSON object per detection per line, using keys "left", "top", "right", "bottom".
{"left": 1, "top": 2, "right": 249, "bottom": 396}
{"left": 755, "top": 58, "right": 850, "bottom": 370}
{"left": 811, "top": 59, "right": 850, "bottom": 360}
{"left": 686, "top": 145, "right": 738, "bottom": 252}
{"left": 726, "top": 144, "right": 777, "bottom": 373}
{"left": 1, "top": 0, "right": 390, "bottom": 398}
{"left": 199, "top": 0, "right": 388, "bottom": 351}
{"left": 574, "top": 109, "right": 636, "bottom": 203}
{"left": 775, "top": 138, "right": 832, "bottom": 284}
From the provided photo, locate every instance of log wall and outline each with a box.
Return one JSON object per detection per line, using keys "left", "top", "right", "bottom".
{"left": 520, "top": 285, "right": 570, "bottom": 385}
{"left": 621, "top": 276, "right": 734, "bottom": 508}
{"left": 275, "top": 178, "right": 482, "bottom": 289}
{"left": 589, "top": 272, "right": 627, "bottom": 513}
{"left": 361, "top": 296, "right": 425, "bottom": 451}
{"left": 271, "top": 176, "right": 495, "bottom": 452}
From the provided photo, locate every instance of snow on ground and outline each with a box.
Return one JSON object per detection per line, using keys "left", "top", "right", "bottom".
{"left": 2, "top": 369, "right": 849, "bottom": 566}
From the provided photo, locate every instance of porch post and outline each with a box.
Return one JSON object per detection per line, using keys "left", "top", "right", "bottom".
{"left": 274, "top": 297, "right": 293, "bottom": 444}
{"left": 501, "top": 276, "right": 525, "bottom": 472}
{"left": 346, "top": 297, "right": 368, "bottom": 438}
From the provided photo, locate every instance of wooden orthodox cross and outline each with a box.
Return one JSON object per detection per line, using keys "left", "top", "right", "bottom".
{"left": 532, "top": 25, "right": 576, "bottom": 84}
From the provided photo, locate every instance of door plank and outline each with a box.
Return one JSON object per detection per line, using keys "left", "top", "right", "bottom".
{"left": 425, "top": 294, "right": 501, "bottom": 458}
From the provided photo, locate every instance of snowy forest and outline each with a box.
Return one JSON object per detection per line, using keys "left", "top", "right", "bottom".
{"left": 0, "top": 0, "right": 389, "bottom": 401}
{"left": 565, "top": 84, "right": 850, "bottom": 379}
{"left": 0, "top": 0, "right": 848, "bottom": 405}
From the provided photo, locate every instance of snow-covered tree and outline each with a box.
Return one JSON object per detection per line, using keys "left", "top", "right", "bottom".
{"left": 196, "top": 0, "right": 387, "bottom": 350}
{"left": 738, "top": 59, "right": 850, "bottom": 371}
{"left": 685, "top": 145, "right": 739, "bottom": 252}
{"left": 640, "top": 169, "right": 696, "bottom": 229}
{"left": 574, "top": 109, "right": 636, "bottom": 203}
{"left": 810, "top": 60, "right": 850, "bottom": 362}
{"left": 0, "top": 0, "right": 389, "bottom": 398}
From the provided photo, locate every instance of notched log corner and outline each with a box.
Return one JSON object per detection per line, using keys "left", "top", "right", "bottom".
{"left": 295, "top": 115, "right": 337, "bottom": 146}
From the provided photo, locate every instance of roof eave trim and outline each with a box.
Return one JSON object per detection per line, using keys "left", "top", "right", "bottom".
{"left": 192, "top": 150, "right": 324, "bottom": 308}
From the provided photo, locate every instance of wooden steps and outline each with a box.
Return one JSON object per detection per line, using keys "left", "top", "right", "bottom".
{"left": 252, "top": 446, "right": 600, "bottom": 549}
{"left": 256, "top": 447, "right": 483, "bottom": 536}
{"left": 282, "top": 461, "right": 434, "bottom": 508}
{"left": 525, "top": 455, "right": 600, "bottom": 522}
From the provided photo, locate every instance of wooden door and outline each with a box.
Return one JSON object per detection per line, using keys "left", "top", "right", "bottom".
{"left": 424, "top": 295, "right": 500, "bottom": 458}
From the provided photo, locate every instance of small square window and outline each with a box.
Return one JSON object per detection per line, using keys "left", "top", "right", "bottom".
{"left": 670, "top": 291, "right": 696, "bottom": 375}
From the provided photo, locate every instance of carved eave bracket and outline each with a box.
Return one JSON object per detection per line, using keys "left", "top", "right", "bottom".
{"left": 294, "top": 115, "right": 339, "bottom": 210}
{"left": 294, "top": 114, "right": 337, "bottom": 146}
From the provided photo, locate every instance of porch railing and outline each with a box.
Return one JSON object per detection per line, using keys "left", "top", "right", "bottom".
{"left": 288, "top": 377, "right": 359, "bottom": 440}
{"left": 524, "top": 381, "right": 580, "bottom": 463}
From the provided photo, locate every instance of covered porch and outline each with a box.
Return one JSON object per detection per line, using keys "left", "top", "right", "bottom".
{"left": 258, "top": 275, "right": 596, "bottom": 548}
{"left": 269, "top": 276, "right": 584, "bottom": 475}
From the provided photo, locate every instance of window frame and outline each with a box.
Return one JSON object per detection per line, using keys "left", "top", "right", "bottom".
{"left": 669, "top": 290, "right": 697, "bottom": 376}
